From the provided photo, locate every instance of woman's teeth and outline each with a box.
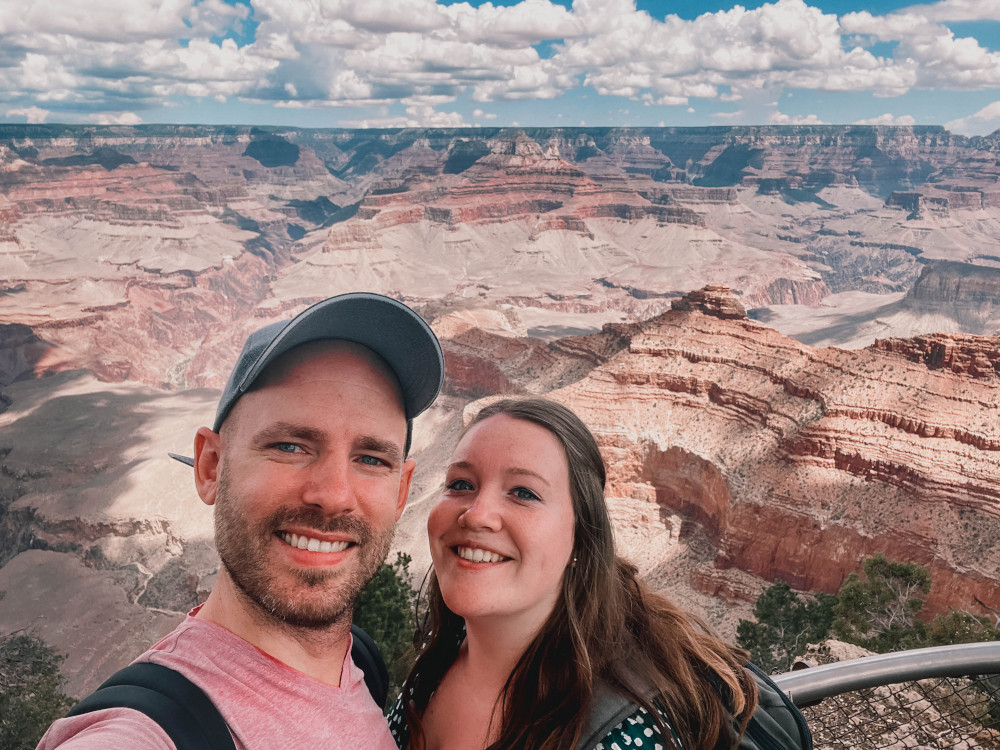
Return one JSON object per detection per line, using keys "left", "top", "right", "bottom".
{"left": 456, "top": 546, "right": 504, "bottom": 563}
{"left": 280, "top": 532, "right": 349, "bottom": 553}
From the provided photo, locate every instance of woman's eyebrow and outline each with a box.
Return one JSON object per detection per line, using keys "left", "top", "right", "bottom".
{"left": 446, "top": 461, "right": 549, "bottom": 486}
{"left": 507, "top": 467, "right": 550, "bottom": 486}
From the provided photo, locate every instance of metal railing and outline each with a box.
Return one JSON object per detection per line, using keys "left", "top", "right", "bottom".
{"left": 772, "top": 642, "right": 1000, "bottom": 749}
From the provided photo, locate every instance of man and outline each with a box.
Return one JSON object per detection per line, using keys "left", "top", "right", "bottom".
{"left": 37, "top": 292, "right": 444, "bottom": 749}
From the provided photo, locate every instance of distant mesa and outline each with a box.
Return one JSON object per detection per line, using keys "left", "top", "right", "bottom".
{"left": 907, "top": 260, "right": 1000, "bottom": 307}
{"left": 671, "top": 285, "right": 748, "bottom": 320}
{"left": 902, "top": 260, "right": 1000, "bottom": 334}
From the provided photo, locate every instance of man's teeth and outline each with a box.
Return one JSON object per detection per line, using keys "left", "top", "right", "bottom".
{"left": 280, "top": 532, "right": 350, "bottom": 553}
{"left": 456, "top": 546, "right": 504, "bottom": 563}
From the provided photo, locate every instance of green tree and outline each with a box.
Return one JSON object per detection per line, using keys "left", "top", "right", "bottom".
{"left": 832, "top": 553, "right": 931, "bottom": 652}
{"left": 737, "top": 581, "right": 837, "bottom": 674}
{"left": 353, "top": 552, "right": 420, "bottom": 699}
{"left": 921, "top": 609, "right": 1000, "bottom": 647}
{"left": 0, "top": 602, "right": 75, "bottom": 750}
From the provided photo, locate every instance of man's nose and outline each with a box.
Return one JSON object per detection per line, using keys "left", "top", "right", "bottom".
{"left": 300, "top": 455, "right": 358, "bottom": 514}
{"left": 457, "top": 489, "right": 502, "bottom": 531}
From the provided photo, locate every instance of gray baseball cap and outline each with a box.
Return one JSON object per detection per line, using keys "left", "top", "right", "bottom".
{"left": 169, "top": 292, "right": 444, "bottom": 466}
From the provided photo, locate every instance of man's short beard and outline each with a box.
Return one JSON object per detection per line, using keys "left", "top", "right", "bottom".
{"left": 213, "top": 464, "right": 395, "bottom": 630}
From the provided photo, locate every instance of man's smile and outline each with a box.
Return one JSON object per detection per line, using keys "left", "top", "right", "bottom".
{"left": 278, "top": 532, "right": 354, "bottom": 554}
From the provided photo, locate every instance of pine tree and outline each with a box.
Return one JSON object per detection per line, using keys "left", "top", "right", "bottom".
{"left": 352, "top": 552, "right": 420, "bottom": 699}
{"left": 0, "top": 591, "right": 75, "bottom": 750}
{"left": 737, "top": 581, "right": 837, "bottom": 674}
{"left": 832, "top": 553, "right": 931, "bottom": 651}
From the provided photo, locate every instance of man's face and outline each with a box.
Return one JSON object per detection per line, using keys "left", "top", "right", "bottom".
{"left": 197, "top": 341, "right": 414, "bottom": 630}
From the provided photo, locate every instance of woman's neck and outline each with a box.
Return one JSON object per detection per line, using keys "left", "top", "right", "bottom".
{"left": 460, "top": 615, "right": 540, "bottom": 687}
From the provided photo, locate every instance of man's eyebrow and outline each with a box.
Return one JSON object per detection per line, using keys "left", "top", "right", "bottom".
{"left": 253, "top": 423, "right": 326, "bottom": 445}
{"left": 356, "top": 435, "right": 404, "bottom": 464}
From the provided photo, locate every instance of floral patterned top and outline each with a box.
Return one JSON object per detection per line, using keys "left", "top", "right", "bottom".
{"left": 385, "top": 686, "right": 681, "bottom": 749}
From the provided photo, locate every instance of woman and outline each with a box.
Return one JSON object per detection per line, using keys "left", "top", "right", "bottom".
{"left": 388, "top": 398, "right": 758, "bottom": 750}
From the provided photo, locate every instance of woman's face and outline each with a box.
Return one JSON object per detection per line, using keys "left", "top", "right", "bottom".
{"left": 428, "top": 413, "right": 576, "bottom": 634}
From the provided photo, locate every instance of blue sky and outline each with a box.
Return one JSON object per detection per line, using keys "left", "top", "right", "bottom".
{"left": 2, "top": 0, "right": 1000, "bottom": 134}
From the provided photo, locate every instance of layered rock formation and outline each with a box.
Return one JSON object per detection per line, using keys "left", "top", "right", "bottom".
{"left": 421, "top": 286, "right": 1000, "bottom": 621}
{"left": 514, "top": 287, "right": 1000, "bottom": 617}
{"left": 3, "top": 124, "right": 1000, "bottom": 696}
{"left": 3, "top": 284, "right": 999, "bottom": 696}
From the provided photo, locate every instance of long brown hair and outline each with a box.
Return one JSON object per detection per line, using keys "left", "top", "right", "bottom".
{"left": 403, "top": 397, "right": 757, "bottom": 750}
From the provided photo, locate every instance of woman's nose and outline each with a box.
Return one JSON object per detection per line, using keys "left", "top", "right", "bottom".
{"left": 457, "top": 491, "right": 502, "bottom": 531}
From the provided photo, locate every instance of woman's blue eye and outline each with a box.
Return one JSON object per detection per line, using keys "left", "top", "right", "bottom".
{"left": 447, "top": 479, "right": 474, "bottom": 491}
{"left": 512, "top": 487, "right": 540, "bottom": 502}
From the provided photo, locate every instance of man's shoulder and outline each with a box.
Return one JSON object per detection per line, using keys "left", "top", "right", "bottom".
{"left": 35, "top": 707, "right": 176, "bottom": 750}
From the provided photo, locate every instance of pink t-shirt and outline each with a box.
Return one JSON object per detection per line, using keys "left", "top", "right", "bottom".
{"left": 37, "top": 614, "right": 397, "bottom": 750}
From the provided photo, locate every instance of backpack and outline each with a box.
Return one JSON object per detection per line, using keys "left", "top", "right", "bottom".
{"left": 65, "top": 623, "right": 389, "bottom": 750}
{"left": 576, "top": 662, "right": 812, "bottom": 750}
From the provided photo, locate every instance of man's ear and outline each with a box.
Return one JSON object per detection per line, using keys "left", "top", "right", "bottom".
{"left": 395, "top": 458, "right": 416, "bottom": 520}
{"left": 194, "top": 426, "right": 222, "bottom": 506}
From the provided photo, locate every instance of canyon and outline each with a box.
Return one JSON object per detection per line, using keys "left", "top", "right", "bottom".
{"left": 1, "top": 125, "right": 999, "bottom": 696}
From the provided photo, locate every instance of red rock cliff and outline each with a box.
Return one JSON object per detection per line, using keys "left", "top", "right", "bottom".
{"left": 469, "top": 286, "right": 1000, "bottom": 617}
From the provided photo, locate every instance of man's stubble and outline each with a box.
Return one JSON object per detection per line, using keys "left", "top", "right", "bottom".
{"left": 212, "top": 463, "right": 394, "bottom": 630}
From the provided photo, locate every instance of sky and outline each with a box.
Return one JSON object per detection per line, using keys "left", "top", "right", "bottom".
{"left": 2, "top": 0, "right": 1000, "bottom": 135}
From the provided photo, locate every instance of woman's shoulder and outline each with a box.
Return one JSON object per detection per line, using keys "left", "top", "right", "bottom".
{"left": 386, "top": 691, "right": 410, "bottom": 749}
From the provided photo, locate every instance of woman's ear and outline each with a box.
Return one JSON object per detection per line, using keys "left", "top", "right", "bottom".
{"left": 193, "top": 426, "right": 221, "bottom": 506}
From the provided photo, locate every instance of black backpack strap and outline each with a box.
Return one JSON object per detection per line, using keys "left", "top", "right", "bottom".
{"left": 577, "top": 664, "right": 813, "bottom": 750}
{"left": 574, "top": 682, "right": 643, "bottom": 750}
{"left": 66, "top": 662, "right": 236, "bottom": 750}
{"left": 350, "top": 623, "right": 389, "bottom": 709}
{"left": 743, "top": 663, "right": 812, "bottom": 750}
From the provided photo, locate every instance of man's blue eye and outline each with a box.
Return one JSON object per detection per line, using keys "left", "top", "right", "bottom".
{"left": 447, "top": 479, "right": 474, "bottom": 491}
{"left": 274, "top": 443, "right": 300, "bottom": 453}
{"left": 359, "top": 455, "right": 384, "bottom": 466}
{"left": 513, "top": 487, "right": 540, "bottom": 502}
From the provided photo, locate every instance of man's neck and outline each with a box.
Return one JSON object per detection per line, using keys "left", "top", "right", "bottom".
{"left": 195, "top": 575, "right": 352, "bottom": 686}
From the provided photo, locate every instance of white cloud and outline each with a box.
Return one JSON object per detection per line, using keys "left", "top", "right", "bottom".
{"left": 338, "top": 103, "right": 466, "bottom": 128}
{"left": 842, "top": 9, "right": 1000, "bottom": 90}
{"left": 88, "top": 111, "right": 143, "bottom": 125}
{"left": 945, "top": 100, "right": 1000, "bottom": 135}
{"left": 769, "top": 112, "right": 825, "bottom": 124}
{"left": 0, "top": 0, "right": 245, "bottom": 43}
{"left": 5, "top": 106, "right": 49, "bottom": 123}
{"left": 854, "top": 112, "right": 917, "bottom": 125}
{"left": 899, "top": 0, "right": 1000, "bottom": 23}
{"left": 445, "top": 0, "right": 585, "bottom": 46}
{"left": 2, "top": 0, "right": 1000, "bottom": 125}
